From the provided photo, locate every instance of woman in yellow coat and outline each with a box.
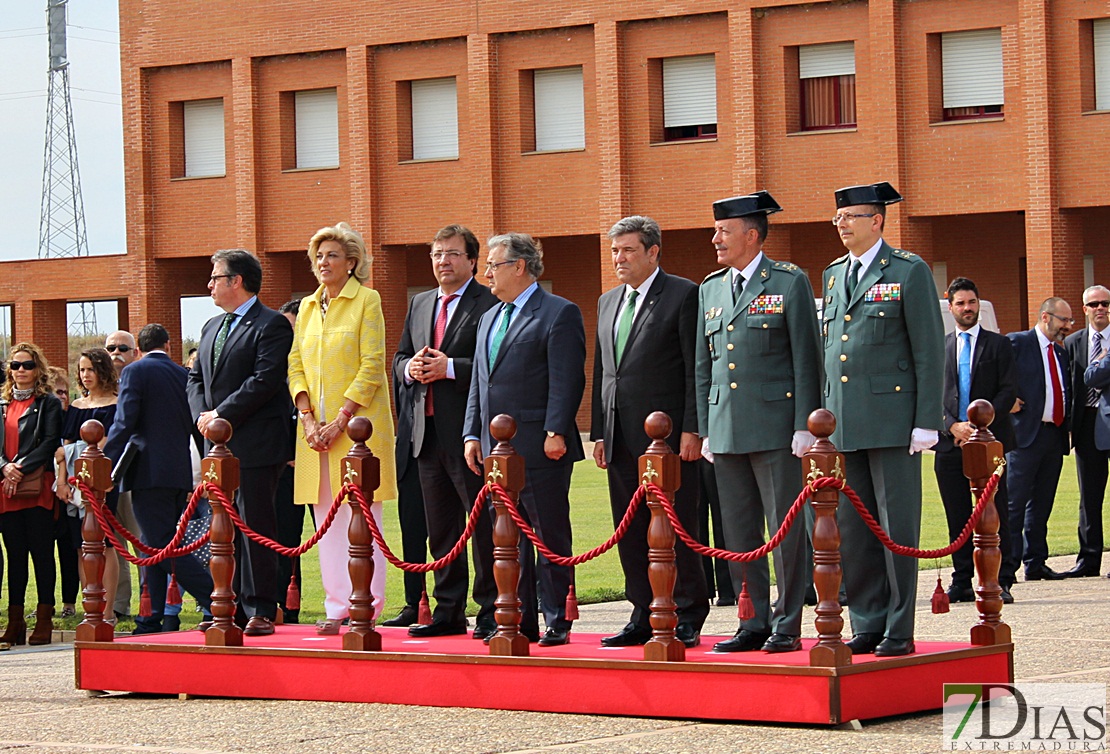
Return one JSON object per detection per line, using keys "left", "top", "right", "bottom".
{"left": 288, "top": 222, "right": 397, "bottom": 635}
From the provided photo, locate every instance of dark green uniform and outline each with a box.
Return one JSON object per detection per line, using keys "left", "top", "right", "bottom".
{"left": 821, "top": 240, "right": 944, "bottom": 641}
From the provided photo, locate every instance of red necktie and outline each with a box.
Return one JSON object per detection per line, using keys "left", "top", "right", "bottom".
{"left": 1047, "top": 343, "right": 1064, "bottom": 427}
{"left": 425, "top": 293, "right": 458, "bottom": 416}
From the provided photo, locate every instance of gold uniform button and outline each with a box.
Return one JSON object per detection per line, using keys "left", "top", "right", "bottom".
{"left": 840, "top": 354, "right": 847, "bottom": 362}
{"left": 841, "top": 376, "right": 849, "bottom": 383}
{"left": 844, "top": 314, "right": 852, "bottom": 322}
{"left": 730, "top": 382, "right": 737, "bottom": 389}
{"left": 762, "top": 323, "right": 768, "bottom": 329}
{"left": 727, "top": 325, "right": 734, "bottom": 332}
{"left": 895, "top": 385, "right": 901, "bottom": 392}
{"left": 879, "top": 311, "right": 885, "bottom": 317}
{"left": 726, "top": 343, "right": 734, "bottom": 351}
{"left": 728, "top": 363, "right": 735, "bottom": 370}
{"left": 841, "top": 334, "right": 849, "bottom": 342}
{"left": 786, "top": 391, "right": 792, "bottom": 398}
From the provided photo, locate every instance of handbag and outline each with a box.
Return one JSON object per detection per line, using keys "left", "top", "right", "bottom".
{"left": 7, "top": 397, "right": 47, "bottom": 499}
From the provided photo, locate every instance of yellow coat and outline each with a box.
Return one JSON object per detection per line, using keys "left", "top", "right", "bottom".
{"left": 288, "top": 276, "right": 397, "bottom": 504}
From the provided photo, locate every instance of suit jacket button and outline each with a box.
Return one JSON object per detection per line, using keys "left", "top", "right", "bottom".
{"left": 841, "top": 334, "right": 849, "bottom": 342}
{"left": 728, "top": 363, "right": 735, "bottom": 370}
{"left": 841, "top": 376, "right": 849, "bottom": 383}
{"left": 727, "top": 343, "right": 734, "bottom": 350}
{"left": 730, "top": 382, "right": 737, "bottom": 389}
{"left": 840, "top": 354, "right": 847, "bottom": 362}
{"left": 844, "top": 314, "right": 852, "bottom": 322}
{"left": 727, "top": 325, "right": 734, "bottom": 332}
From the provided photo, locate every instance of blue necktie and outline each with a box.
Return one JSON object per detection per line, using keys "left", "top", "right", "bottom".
{"left": 957, "top": 331, "right": 971, "bottom": 422}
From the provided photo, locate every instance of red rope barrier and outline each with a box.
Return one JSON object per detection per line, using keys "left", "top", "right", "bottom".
{"left": 486, "top": 483, "right": 646, "bottom": 567}
{"left": 346, "top": 483, "right": 485, "bottom": 573}
{"left": 212, "top": 482, "right": 345, "bottom": 558}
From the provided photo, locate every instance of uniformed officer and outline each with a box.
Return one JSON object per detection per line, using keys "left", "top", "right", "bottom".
{"left": 695, "top": 190, "right": 821, "bottom": 653}
{"left": 821, "top": 182, "right": 945, "bottom": 657}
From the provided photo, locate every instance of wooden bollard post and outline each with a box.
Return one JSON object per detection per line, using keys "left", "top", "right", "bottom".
{"left": 963, "top": 399, "right": 1011, "bottom": 646}
{"left": 202, "top": 418, "right": 242, "bottom": 647}
{"left": 803, "top": 409, "right": 852, "bottom": 668}
{"left": 342, "top": 417, "right": 382, "bottom": 652}
{"left": 76, "top": 420, "right": 114, "bottom": 642}
{"left": 641, "top": 412, "right": 683, "bottom": 663}
{"left": 487, "top": 415, "right": 529, "bottom": 657}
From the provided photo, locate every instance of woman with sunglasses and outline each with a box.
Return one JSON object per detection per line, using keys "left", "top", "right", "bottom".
{"left": 55, "top": 347, "right": 122, "bottom": 624}
{"left": 0, "top": 343, "right": 64, "bottom": 648}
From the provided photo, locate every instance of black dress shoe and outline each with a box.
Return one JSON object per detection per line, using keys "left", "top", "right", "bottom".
{"left": 538, "top": 627, "right": 570, "bottom": 646}
{"left": 675, "top": 624, "right": 701, "bottom": 648}
{"left": 472, "top": 622, "right": 497, "bottom": 641}
{"left": 712, "top": 628, "right": 770, "bottom": 653}
{"left": 381, "top": 605, "right": 419, "bottom": 627}
{"left": 1000, "top": 586, "right": 1014, "bottom": 604}
{"left": 844, "top": 632, "right": 883, "bottom": 655}
{"left": 946, "top": 584, "right": 976, "bottom": 603}
{"left": 1062, "top": 565, "right": 1101, "bottom": 578}
{"left": 244, "top": 616, "right": 275, "bottom": 637}
{"left": 601, "top": 623, "right": 652, "bottom": 647}
{"left": 874, "top": 637, "right": 915, "bottom": 657}
{"left": 762, "top": 633, "right": 802, "bottom": 653}
{"left": 407, "top": 620, "right": 467, "bottom": 638}
{"left": 1025, "top": 565, "right": 1065, "bottom": 581}
{"left": 715, "top": 597, "right": 736, "bottom": 607}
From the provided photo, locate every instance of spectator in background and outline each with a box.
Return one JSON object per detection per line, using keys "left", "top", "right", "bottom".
{"left": 104, "top": 330, "right": 138, "bottom": 621}
{"left": 184, "top": 348, "right": 197, "bottom": 370}
{"left": 47, "top": 366, "right": 80, "bottom": 619}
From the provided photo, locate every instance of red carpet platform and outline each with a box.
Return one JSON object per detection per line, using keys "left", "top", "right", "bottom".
{"left": 75, "top": 626, "right": 1012, "bottom": 724}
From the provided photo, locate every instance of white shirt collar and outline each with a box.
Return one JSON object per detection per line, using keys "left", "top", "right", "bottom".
{"left": 626, "top": 266, "right": 661, "bottom": 299}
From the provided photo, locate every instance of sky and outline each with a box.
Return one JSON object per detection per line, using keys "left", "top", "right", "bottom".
{"left": 0, "top": 0, "right": 220, "bottom": 341}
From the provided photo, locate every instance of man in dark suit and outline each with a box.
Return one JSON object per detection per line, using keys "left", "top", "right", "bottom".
{"left": 1063, "top": 286, "right": 1110, "bottom": 578}
{"left": 934, "top": 277, "right": 1017, "bottom": 604}
{"left": 591, "top": 215, "right": 709, "bottom": 649}
{"left": 698, "top": 192, "right": 821, "bottom": 654}
{"left": 187, "top": 248, "right": 294, "bottom": 637}
{"left": 394, "top": 224, "right": 499, "bottom": 638}
{"left": 464, "top": 232, "right": 586, "bottom": 647}
{"left": 104, "top": 324, "right": 214, "bottom": 635}
{"left": 1006, "top": 297, "right": 1073, "bottom": 581}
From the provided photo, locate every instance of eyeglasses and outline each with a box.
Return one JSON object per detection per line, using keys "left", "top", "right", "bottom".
{"left": 1084, "top": 300, "right": 1110, "bottom": 309}
{"left": 429, "top": 251, "right": 466, "bottom": 262}
{"left": 831, "top": 213, "right": 877, "bottom": 225}
{"left": 54, "top": 388, "right": 68, "bottom": 397}
{"left": 9, "top": 360, "right": 36, "bottom": 371}
{"left": 209, "top": 273, "right": 236, "bottom": 284}
{"left": 105, "top": 344, "right": 132, "bottom": 353}
{"left": 1047, "top": 312, "right": 1075, "bottom": 326}
{"left": 484, "top": 260, "right": 517, "bottom": 273}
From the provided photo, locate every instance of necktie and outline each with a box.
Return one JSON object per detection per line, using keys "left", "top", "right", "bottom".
{"left": 1089, "top": 331, "right": 1103, "bottom": 408}
{"left": 212, "top": 312, "right": 236, "bottom": 367}
{"left": 488, "top": 303, "right": 515, "bottom": 369}
{"left": 1047, "top": 343, "right": 1064, "bottom": 427}
{"left": 425, "top": 293, "right": 459, "bottom": 416}
{"left": 732, "top": 273, "right": 745, "bottom": 304}
{"left": 846, "top": 259, "right": 860, "bottom": 299}
{"left": 957, "top": 331, "right": 972, "bottom": 421}
{"left": 615, "top": 290, "right": 639, "bottom": 366}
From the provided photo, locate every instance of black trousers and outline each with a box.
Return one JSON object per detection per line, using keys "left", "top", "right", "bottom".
{"left": 396, "top": 456, "right": 428, "bottom": 609}
{"left": 55, "top": 506, "right": 82, "bottom": 604}
{"left": 516, "top": 463, "right": 574, "bottom": 637}
{"left": 274, "top": 462, "right": 306, "bottom": 616}
{"left": 697, "top": 459, "right": 734, "bottom": 602}
{"left": 233, "top": 464, "right": 284, "bottom": 621}
{"left": 1, "top": 506, "right": 56, "bottom": 606}
{"left": 418, "top": 422, "right": 494, "bottom": 626}
{"left": 1071, "top": 407, "right": 1108, "bottom": 573}
{"left": 1006, "top": 424, "right": 1066, "bottom": 571}
{"left": 607, "top": 422, "right": 708, "bottom": 631}
{"left": 934, "top": 447, "right": 1015, "bottom": 587}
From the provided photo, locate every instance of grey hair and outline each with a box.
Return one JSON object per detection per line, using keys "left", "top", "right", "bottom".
{"left": 488, "top": 232, "right": 544, "bottom": 279}
{"left": 607, "top": 215, "right": 661, "bottom": 252}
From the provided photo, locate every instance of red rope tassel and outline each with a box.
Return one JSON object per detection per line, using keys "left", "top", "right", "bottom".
{"left": 737, "top": 575, "right": 755, "bottom": 622}
{"left": 138, "top": 582, "right": 153, "bottom": 618}
{"left": 564, "top": 584, "right": 580, "bottom": 621}
{"left": 417, "top": 590, "right": 432, "bottom": 625}
{"left": 931, "top": 576, "right": 951, "bottom": 614}
{"left": 165, "top": 573, "right": 182, "bottom": 607}
{"left": 285, "top": 571, "right": 301, "bottom": 612}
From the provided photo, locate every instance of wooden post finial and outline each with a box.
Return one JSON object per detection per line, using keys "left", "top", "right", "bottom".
{"left": 202, "top": 418, "right": 242, "bottom": 647}
{"left": 487, "top": 414, "right": 528, "bottom": 657}
{"left": 343, "top": 418, "right": 382, "bottom": 652}
{"left": 76, "top": 420, "right": 113, "bottom": 643}
{"left": 640, "top": 411, "right": 683, "bottom": 662}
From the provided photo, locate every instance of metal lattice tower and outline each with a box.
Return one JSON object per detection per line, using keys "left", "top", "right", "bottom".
{"left": 38, "top": 0, "right": 97, "bottom": 335}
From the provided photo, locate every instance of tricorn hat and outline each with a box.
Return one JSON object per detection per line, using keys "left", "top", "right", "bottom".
{"left": 834, "top": 182, "right": 903, "bottom": 208}
{"left": 712, "top": 190, "right": 783, "bottom": 221}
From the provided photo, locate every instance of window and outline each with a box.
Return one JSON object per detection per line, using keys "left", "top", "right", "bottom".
{"left": 182, "top": 99, "right": 225, "bottom": 177}
{"left": 533, "top": 67, "right": 585, "bottom": 152}
{"left": 799, "top": 42, "right": 856, "bottom": 130}
{"left": 662, "top": 55, "right": 717, "bottom": 141}
{"left": 1096, "top": 19, "right": 1110, "bottom": 110}
{"left": 941, "top": 29, "right": 1003, "bottom": 120}
{"left": 294, "top": 89, "right": 339, "bottom": 169}
{"left": 411, "top": 77, "right": 458, "bottom": 160}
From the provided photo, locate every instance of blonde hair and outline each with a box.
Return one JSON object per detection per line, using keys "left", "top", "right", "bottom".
{"left": 3, "top": 342, "right": 52, "bottom": 402}
{"left": 307, "top": 222, "right": 370, "bottom": 284}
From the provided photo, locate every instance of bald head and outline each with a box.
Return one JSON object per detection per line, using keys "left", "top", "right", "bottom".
{"left": 105, "top": 330, "right": 137, "bottom": 373}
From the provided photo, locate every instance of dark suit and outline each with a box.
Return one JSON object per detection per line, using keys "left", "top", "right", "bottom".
{"left": 934, "top": 326, "right": 1017, "bottom": 588}
{"left": 187, "top": 299, "right": 294, "bottom": 621}
{"left": 104, "top": 352, "right": 213, "bottom": 631}
{"left": 394, "top": 277, "right": 498, "bottom": 627}
{"left": 591, "top": 269, "right": 708, "bottom": 632}
{"left": 1066, "top": 327, "right": 1109, "bottom": 574}
{"left": 392, "top": 369, "right": 428, "bottom": 612}
{"left": 1006, "top": 328, "right": 1070, "bottom": 573}
{"left": 464, "top": 284, "right": 586, "bottom": 637}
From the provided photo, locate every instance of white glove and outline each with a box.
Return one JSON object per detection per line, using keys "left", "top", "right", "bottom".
{"left": 700, "top": 436, "right": 714, "bottom": 464}
{"left": 909, "top": 427, "right": 938, "bottom": 455}
{"left": 791, "top": 430, "right": 816, "bottom": 458}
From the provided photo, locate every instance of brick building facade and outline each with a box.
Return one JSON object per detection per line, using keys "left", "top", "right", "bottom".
{"left": 2, "top": 0, "right": 1108, "bottom": 428}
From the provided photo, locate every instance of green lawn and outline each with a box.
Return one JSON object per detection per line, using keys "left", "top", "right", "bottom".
{"left": 5, "top": 454, "right": 1103, "bottom": 630}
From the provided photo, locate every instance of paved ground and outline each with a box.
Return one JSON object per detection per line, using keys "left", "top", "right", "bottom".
{"left": 1, "top": 553, "right": 1107, "bottom": 754}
